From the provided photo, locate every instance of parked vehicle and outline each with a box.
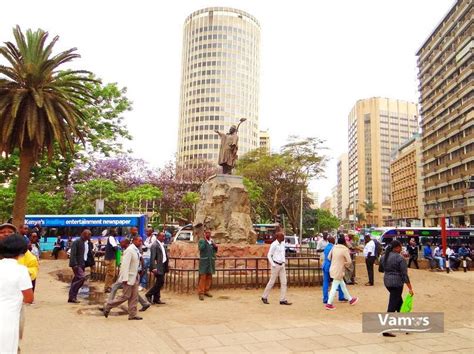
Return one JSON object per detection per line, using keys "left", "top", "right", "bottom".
{"left": 284, "top": 235, "right": 300, "bottom": 253}
{"left": 173, "top": 224, "right": 194, "bottom": 242}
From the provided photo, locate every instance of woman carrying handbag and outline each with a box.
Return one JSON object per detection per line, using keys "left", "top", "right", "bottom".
{"left": 378, "top": 240, "right": 414, "bottom": 337}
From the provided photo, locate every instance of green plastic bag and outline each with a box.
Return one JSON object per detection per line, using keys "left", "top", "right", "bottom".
{"left": 400, "top": 294, "right": 413, "bottom": 313}
{"left": 115, "top": 249, "right": 122, "bottom": 266}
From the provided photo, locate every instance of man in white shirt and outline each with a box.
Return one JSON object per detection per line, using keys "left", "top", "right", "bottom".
{"left": 363, "top": 234, "right": 376, "bottom": 286}
{"left": 433, "top": 244, "right": 445, "bottom": 270}
{"left": 139, "top": 228, "right": 156, "bottom": 291}
{"left": 104, "top": 228, "right": 119, "bottom": 293}
{"left": 261, "top": 232, "right": 292, "bottom": 305}
{"left": 317, "top": 232, "right": 329, "bottom": 253}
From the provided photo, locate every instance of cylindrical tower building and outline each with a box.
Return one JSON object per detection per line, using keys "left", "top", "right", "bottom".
{"left": 177, "top": 7, "right": 260, "bottom": 168}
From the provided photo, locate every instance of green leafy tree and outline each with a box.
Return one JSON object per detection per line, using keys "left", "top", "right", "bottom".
{"left": 26, "top": 191, "right": 65, "bottom": 214}
{"left": 0, "top": 26, "right": 96, "bottom": 226}
{"left": 237, "top": 137, "right": 327, "bottom": 234}
{"left": 182, "top": 191, "right": 200, "bottom": 222}
{"left": 314, "top": 208, "right": 340, "bottom": 232}
{"left": 121, "top": 184, "right": 163, "bottom": 212}
{"left": 68, "top": 179, "right": 118, "bottom": 214}
{"left": 0, "top": 186, "right": 15, "bottom": 221}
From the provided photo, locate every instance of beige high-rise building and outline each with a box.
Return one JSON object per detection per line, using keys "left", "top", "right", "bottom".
{"left": 320, "top": 196, "right": 332, "bottom": 213}
{"left": 309, "top": 191, "right": 319, "bottom": 209}
{"left": 331, "top": 186, "right": 338, "bottom": 217}
{"left": 417, "top": 0, "right": 473, "bottom": 227}
{"left": 337, "top": 153, "right": 349, "bottom": 220}
{"left": 176, "top": 7, "right": 261, "bottom": 168}
{"left": 259, "top": 130, "right": 271, "bottom": 153}
{"left": 348, "top": 98, "right": 419, "bottom": 226}
{"left": 390, "top": 135, "right": 424, "bottom": 225}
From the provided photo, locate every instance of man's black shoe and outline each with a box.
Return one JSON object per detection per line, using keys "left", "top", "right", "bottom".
{"left": 383, "top": 332, "right": 396, "bottom": 337}
{"left": 139, "top": 304, "right": 151, "bottom": 312}
{"left": 68, "top": 299, "right": 80, "bottom": 304}
{"left": 103, "top": 309, "right": 110, "bottom": 318}
{"left": 261, "top": 297, "right": 269, "bottom": 304}
{"left": 128, "top": 316, "right": 143, "bottom": 320}
{"left": 154, "top": 300, "right": 166, "bottom": 305}
{"left": 280, "top": 300, "right": 292, "bottom": 305}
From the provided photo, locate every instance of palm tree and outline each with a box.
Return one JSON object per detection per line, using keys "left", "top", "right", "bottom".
{"left": 361, "top": 200, "right": 376, "bottom": 226}
{"left": 356, "top": 212, "right": 365, "bottom": 227}
{"left": 0, "top": 26, "right": 96, "bottom": 226}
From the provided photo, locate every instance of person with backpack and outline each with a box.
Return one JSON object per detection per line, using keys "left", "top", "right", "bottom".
{"left": 363, "top": 234, "right": 377, "bottom": 286}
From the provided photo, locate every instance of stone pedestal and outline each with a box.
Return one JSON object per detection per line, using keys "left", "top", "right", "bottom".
{"left": 194, "top": 174, "right": 257, "bottom": 244}
{"left": 169, "top": 242, "right": 269, "bottom": 270}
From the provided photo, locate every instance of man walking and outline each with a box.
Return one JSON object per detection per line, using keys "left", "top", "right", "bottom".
{"left": 322, "top": 236, "right": 346, "bottom": 304}
{"left": 107, "top": 238, "right": 150, "bottom": 312}
{"left": 363, "top": 234, "right": 376, "bottom": 286}
{"left": 146, "top": 232, "right": 168, "bottom": 304}
{"left": 104, "top": 228, "right": 118, "bottom": 293}
{"left": 68, "top": 229, "right": 91, "bottom": 303}
{"left": 198, "top": 229, "right": 218, "bottom": 300}
{"left": 103, "top": 235, "right": 143, "bottom": 320}
{"left": 261, "top": 231, "right": 292, "bottom": 305}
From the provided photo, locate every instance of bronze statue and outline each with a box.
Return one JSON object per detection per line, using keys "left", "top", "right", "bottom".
{"left": 215, "top": 118, "right": 246, "bottom": 174}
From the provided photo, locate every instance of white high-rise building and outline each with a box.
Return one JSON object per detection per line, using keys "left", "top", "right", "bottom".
{"left": 177, "top": 7, "right": 261, "bottom": 168}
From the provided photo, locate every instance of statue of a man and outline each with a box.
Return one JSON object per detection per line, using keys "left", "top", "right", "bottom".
{"left": 215, "top": 118, "right": 246, "bottom": 175}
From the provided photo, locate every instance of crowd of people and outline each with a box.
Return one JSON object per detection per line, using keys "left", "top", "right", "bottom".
{"left": 423, "top": 242, "right": 473, "bottom": 271}
{"left": 2, "top": 220, "right": 473, "bottom": 351}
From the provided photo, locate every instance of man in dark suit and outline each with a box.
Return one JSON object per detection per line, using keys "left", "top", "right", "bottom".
{"left": 145, "top": 232, "right": 168, "bottom": 304}
{"left": 68, "top": 229, "right": 91, "bottom": 303}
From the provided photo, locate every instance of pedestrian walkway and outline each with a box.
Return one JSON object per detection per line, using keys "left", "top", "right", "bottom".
{"left": 21, "top": 260, "right": 474, "bottom": 353}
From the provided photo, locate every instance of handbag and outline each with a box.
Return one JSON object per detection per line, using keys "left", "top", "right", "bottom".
{"left": 400, "top": 294, "right": 413, "bottom": 313}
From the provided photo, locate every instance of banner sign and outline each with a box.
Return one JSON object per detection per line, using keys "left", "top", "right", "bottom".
{"left": 25, "top": 216, "right": 139, "bottom": 227}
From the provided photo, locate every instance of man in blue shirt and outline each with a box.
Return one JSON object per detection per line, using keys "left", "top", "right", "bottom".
{"left": 423, "top": 243, "right": 435, "bottom": 270}
{"left": 322, "top": 236, "right": 345, "bottom": 304}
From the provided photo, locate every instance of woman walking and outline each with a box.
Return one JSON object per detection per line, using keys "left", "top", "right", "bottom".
{"left": 0, "top": 234, "right": 34, "bottom": 353}
{"left": 325, "top": 236, "right": 359, "bottom": 310}
{"left": 379, "top": 240, "right": 414, "bottom": 337}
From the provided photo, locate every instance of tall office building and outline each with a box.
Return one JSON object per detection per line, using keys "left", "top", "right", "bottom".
{"left": 331, "top": 186, "right": 338, "bottom": 217}
{"left": 177, "top": 7, "right": 261, "bottom": 168}
{"left": 348, "top": 98, "right": 419, "bottom": 226}
{"left": 417, "top": 0, "right": 473, "bottom": 227}
{"left": 337, "top": 153, "right": 349, "bottom": 220}
{"left": 309, "top": 191, "right": 319, "bottom": 209}
{"left": 259, "top": 130, "right": 271, "bottom": 153}
{"left": 390, "top": 135, "right": 424, "bottom": 225}
{"left": 320, "top": 196, "right": 333, "bottom": 213}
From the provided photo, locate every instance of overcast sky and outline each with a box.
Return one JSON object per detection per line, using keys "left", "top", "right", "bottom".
{"left": 2, "top": 0, "right": 454, "bottom": 202}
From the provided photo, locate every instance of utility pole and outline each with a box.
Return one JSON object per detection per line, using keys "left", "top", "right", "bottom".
{"left": 299, "top": 189, "right": 303, "bottom": 245}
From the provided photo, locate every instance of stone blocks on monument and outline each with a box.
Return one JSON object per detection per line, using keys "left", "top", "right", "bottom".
{"left": 169, "top": 242, "right": 269, "bottom": 270}
{"left": 194, "top": 174, "right": 257, "bottom": 244}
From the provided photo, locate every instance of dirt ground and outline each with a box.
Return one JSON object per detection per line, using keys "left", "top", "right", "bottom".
{"left": 20, "top": 260, "right": 474, "bottom": 353}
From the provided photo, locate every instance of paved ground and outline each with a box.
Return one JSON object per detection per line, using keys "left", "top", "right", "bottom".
{"left": 21, "top": 260, "right": 474, "bottom": 353}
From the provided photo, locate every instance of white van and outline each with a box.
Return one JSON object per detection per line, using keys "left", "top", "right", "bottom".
{"left": 284, "top": 235, "right": 300, "bottom": 253}
{"left": 173, "top": 224, "right": 194, "bottom": 242}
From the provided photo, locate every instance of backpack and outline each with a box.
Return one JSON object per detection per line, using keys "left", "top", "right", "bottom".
{"left": 373, "top": 239, "right": 383, "bottom": 258}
